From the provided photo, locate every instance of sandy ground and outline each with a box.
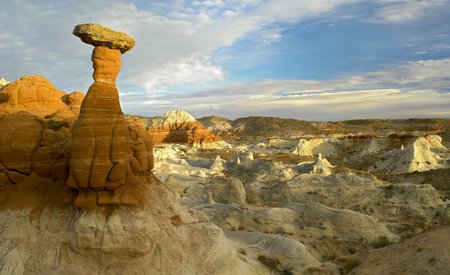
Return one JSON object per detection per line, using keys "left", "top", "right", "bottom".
{"left": 353, "top": 226, "right": 450, "bottom": 275}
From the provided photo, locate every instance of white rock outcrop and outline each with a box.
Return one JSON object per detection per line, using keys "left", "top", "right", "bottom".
{"left": 370, "top": 137, "right": 444, "bottom": 174}
{"left": 0, "top": 77, "right": 8, "bottom": 88}
{"left": 0, "top": 181, "right": 267, "bottom": 274}
{"left": 159, "top": 110, "right": 196, "bottom": 126}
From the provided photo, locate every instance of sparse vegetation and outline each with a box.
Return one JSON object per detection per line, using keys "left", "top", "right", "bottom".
{"left": 428, "top": 256, "right": 437, "bottom": 264}
{"left": 347, "top": 247, "right": 357, "bottom": 254}
{"left": 257, "top": 255, "right": 293, "bottom": 274}
{"left": 257, "top": 255, "right": 282, "bottom": 270}
{"left": 238, "top": 248, "right": 247, "bottom": 255}
{"left": 372, "top": 236, "right": 390, "bottom": 249}
{"left": 322, "top": 251, "right": 337, "bottom": 261}
{"left": 342, "top": 257, "right": 360, "bottom": 274}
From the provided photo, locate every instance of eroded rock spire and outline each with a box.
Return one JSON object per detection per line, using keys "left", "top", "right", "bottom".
{"left": 68, "top": 23, "right": 152, "bottom": 208}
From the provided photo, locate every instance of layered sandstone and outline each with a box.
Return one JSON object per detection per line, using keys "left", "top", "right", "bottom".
{"left": 148, "top": 110, "right": 224, "bottom": 148}
{"left": 0, "top": 111, "right": 71, "bottom": 187}
{"left": 0, "top": 75, "right": 83, "bottom": 117}
{"left": 68, "top": 24, "right": 152, "bottom": 208}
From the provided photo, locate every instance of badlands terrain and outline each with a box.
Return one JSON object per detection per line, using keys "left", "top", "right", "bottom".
{"left": 147, "top": 111, "right": 450, "bottom": 274}
{"left": 1, "top": 78, "right": 450, "bottom": 275}
{"left": 1, "top": 24, "right": 450, "bottom": 275}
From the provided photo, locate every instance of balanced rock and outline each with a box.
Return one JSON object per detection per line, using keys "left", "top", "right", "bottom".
{"left": 68, "top": 24, "right": 152, "bottom": 208}
{"left": 73, "top": 23, "right": 135, "bottom": 53}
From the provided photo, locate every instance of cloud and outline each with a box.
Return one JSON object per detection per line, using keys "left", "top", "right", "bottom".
{"left": 0, "top": 0, "right": 357, "bottom": 92}
{"left": 2, "top": 0, "right": 449, "bottom": 121}
{"left": 136, "top": 56, "right": 224, "bottom": 91}
{"left": 369, "top": 0, "right": 448, "bottom": 23}
{"left": 119, "top": 58, "right": 450, "bottom": 120}
{"left": 257, "top": 27, "right": 283, "bottom": 43}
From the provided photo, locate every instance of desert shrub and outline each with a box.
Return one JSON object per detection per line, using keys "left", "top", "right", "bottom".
{"left": 342, "top": 257, "right": 360, "bottom": 274}
{"left": 237, "top": 248, "right": 247, "bottom": 255}
{"left": 322, "top": 251, "right": 337, "bottom": 261}
{"left": 257, "top": 255, "right": 281, "bottom": 270}
{"left": 372, "top": 236, "right": 390, "bottom": 249}
{"left": 257, "top": 255, "right": 293, "bottom": 274}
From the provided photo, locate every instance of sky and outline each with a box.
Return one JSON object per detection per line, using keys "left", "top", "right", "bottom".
{"left": 1, "top": 0, "right": 450, "bottom": 121}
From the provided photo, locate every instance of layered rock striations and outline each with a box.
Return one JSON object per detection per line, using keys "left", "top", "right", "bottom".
{"left": 67, "top": 23, "right": 152, "bottom": 207}
{"left": 148, "top": 110, "right": 225, "bottom": 148}
{"left": 0, "top": 75, "right": 83, "bottom": 118}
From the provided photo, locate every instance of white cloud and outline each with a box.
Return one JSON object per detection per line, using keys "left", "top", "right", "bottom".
{"left": 1, "top": 0, "right": 449, "bottom": 120}
{"left": 258, "top": 27, "right": 283, "bottom": 43}
{"left": 0, "top": 0, "right": 357, "bottom": 92}
{"left": 369, "top": 0, "right": 448, "bottom": 23}
{"left": 137, "top": 57, "right": 224, "bottom": 91}
{"left": 120, "top": 59, "right": 450, "bottom": 120}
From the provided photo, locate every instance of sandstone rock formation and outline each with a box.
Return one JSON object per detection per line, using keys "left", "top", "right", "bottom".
{"left": 369, "top": 136, "right": 444, "bottom": 174}
{"left": 297, "top": 153, "right": 334, "bottom": 176}
{"left": 73, "top": 23, "right": 135, "bottom": 53}
{"left": 148, "top": 110, "right": 225, "bottom": 148}
{"left": 67, "top": 24, "right": 150, "bottom": 207}
{"left": 0, "top": 75, "right": 83, "bottom": 117}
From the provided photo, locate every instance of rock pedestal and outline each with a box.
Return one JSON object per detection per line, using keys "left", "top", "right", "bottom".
{"left": 68, "top": 24, "right": 152, "bottom": 207}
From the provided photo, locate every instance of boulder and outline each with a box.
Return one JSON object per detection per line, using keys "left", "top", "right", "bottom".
{"left": 73, "top": 23, "right": 135, "bottom": 53}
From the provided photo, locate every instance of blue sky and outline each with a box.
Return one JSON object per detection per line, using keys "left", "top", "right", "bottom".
{"left": 1, "top": 0, "right": 450, "bottom": 120}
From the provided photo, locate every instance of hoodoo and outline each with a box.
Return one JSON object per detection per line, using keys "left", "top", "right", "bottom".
{"left": 68, "top": 24, "right": 152, "bottom": 207}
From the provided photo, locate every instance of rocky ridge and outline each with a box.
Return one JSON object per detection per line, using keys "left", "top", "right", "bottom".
{"left": 152, "top": 124, "right": 450, "bottom": 273}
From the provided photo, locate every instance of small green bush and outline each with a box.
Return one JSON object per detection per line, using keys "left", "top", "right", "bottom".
{"left": 257, "top": 255, "right": 281, "bottom": 270}
{"left": 372, "top": 236, "right": 390, "bottom": 249}
{"left": 342, "top": 257, "right": 360, "bottom": 274}
{"left": 322, "top": 251, "right": 337, "bottom": 261}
